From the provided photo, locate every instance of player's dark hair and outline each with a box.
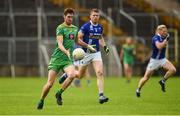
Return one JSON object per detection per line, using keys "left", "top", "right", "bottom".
{"left": 64, "top": 8, "right": 75, "bottom": 16}
{"left": 90, "top": 8, "right": 100, "bottom": 15}
{"left": 155, "top": 24, "right": 167, "bottom": 34}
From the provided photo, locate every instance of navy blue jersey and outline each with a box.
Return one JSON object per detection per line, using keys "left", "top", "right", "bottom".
{"left": 151, "top": 34, "right": 166, "bottom": 59}
{"left": 79, "top": 21, "right": 103, "bottom": 53}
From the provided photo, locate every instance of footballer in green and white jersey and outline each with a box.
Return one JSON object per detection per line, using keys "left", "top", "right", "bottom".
{"left": 48, "top": 22, "right": 78, "bottom": 73}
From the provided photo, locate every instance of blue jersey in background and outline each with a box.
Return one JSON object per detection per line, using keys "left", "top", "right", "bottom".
{"left": 79, "top": 21, "right": 103, "bottom": 53}
{"left": 151, "top": 34, "right": 166, "bottom": 59}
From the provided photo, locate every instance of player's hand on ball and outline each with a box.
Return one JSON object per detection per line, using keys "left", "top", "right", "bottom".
{"left": 104, "top": 45, "right": 109, "bottom": 54}
{"left": 87, "top": 45, "right": 96, "bottom": 53}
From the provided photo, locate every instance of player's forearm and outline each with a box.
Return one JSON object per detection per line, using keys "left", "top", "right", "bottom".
{"left": 58, "top": 43, "right": 68, "bottom": 55}
{"left": 76, "top": 36, "right": 96, "bottom": 52}
{"left": 76, "top": 39, "right": 88, "bottom": 48}
{"left": 156, "top": 40, "right": 168, "bottom": 49}
{"left": 57, "top": 36, "right": 69, "bottom": 55}
{"left": 76, "top": 31, "right": 89, "bottom": 48}
{"left": 99, "top": 37, "right": 106, "bottom": 47}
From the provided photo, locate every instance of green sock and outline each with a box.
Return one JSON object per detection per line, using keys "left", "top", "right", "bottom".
{"left": 58, "top": 89, "right": 64, "bottom": 95}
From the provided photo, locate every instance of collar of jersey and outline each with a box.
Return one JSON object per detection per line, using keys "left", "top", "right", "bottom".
{"left": 90, "top": 20, "right": 98, "bottom": 26}
{"left": 157, "top": 33, "right": 162, "bottom": 37}
{"left": 63, "top": 22, "right": 73, "bottom": 27}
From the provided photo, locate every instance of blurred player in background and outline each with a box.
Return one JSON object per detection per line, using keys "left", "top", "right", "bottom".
{"left": 37, "top": 8, "right": 96, "bottom": 109}
{"left": 136, "top": 25, "right": 176, "bottom": 97}
{"left": 59, "top": 8, "right": 109, "bottom": 104}
{"left": 120, "top": 37, "right": 136, "bottom": 83}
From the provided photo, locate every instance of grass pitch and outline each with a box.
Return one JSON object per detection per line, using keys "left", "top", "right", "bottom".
{"left": 0, "top": 77, "right": 180, "bottom": 115}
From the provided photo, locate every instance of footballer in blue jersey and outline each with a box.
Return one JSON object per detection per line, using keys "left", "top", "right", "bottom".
{"left": 58, "top": 8, "right": 109, "bottom": 104}
{"left": 151, "top": 34, "right": 166, "bottom": 59}
{"left": 79, "top": 20, "right": 103, "bottom": 53}
{"left": 77, "top": 9, "right": 109, "bottom": 104}
{"left": 136, "top": 25, "right": 176, "bottom": 97}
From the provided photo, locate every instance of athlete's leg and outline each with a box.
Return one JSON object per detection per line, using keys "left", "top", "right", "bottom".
{"left": 77, "top": 65, "right": 88, "bottom": 79}
{"left": 37, "top": 70, "right": 57, "bottom": 109}
{"left": 159, "top": 59, "right": 176, "bottom": 92}
{"left": 128, "top": 65, "right": 133, "bottom": 81}
{"left": 124, "top": 63, "right": 132, "bottom": 82}
{"left": 162, "top": 59, "right": 176, "bottom": 81}
{"left": 92, "top": 60, "right": 104, "bottom": 94}
{"left": 73, "top": 66, "right": 81, "bottom": 87}
{"left": 136, "top": 69, "right": 154, "bottom": 97}
{"left": 62, "top": 65, "right": 77, "bottom": 89}
{"left": 92, "top": 60, "right": 108, "bottom": 103}
{"left": 124, "top": 63, "right": 129, "bottom": 78}
{"left": 73, "top": 65, "right": 90, "bottom": 87}
{"left": 59, "top": 63, "right": 88, "bottom": 84}
{"left": 138, "top": 69, "right": 154, "bottom": 90}
{"left": 59, "top": 73, "right": 68, "bottom": 84}
{"left": 85, "top": 68, "right": 91, "bottom": 85}
{"left": 55, "top": 65, "right": 76, "bottom": 105}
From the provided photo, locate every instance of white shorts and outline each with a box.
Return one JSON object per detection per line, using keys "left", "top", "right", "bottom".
{"left": 73, "top": 60, "right": 81, "bottom": 66}
{"left": 146, "top": 58, "right": 167, "bottom": 71}
{"left": 74, "top": 51, "right": 102, "bottom": 66}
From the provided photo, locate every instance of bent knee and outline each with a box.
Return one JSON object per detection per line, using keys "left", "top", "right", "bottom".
{"left": 77, "top": 72, "right": 85, "bottom": 79}
{"left": 142, "top": 76, "right": 150, "bottom": 81}
{"left": 46, "top": 82, "right": 54, "bottom": 88}
{"left": 67, "top": 73, "right": 76, "bottom": 79}
{"left": 170, "top": 67, "right": 176, "bottom": 74}
{"left": 96, "top": 71, "right": 103, "bottom": 77}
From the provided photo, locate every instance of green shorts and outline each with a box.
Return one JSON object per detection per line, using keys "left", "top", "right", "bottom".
{"left": 123, "top": 59, "right": 134, "bottom": 66}
{"left": 48, "top": 57, "right": 73, "bottom": 73}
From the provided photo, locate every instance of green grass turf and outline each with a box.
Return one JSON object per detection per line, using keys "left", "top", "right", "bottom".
{"left": 0, "top": 77, "right": 180, "bottom": 115}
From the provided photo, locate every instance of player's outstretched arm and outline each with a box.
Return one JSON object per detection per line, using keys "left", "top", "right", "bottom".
{"left": 57, "top": 35, "right": 70, "bottom": 59}
{"left": 76, "top": 31, "right": 96, "bottom": 52}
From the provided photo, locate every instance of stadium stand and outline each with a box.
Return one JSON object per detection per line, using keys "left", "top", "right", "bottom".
{"left": 125, "top": 0, "right": 180, "bottom": 30}
{"left": 0, "top": 16, "right": 12, "bottom": 37}
{"left": 0, "top": 0, "right": 9, "bottom": 13}
{"left": 14, "top": 16, "right": 37, "bottom": 37}
{"left": 43, "top": 0, "right": 64, "bottom": 12}
{"left": 46, "top": 16, "right": 63, "bottom": 37}
{"left": 12, "top": 0, "right": 37, "bottom": 13}
{"left": 0, "top": 41, "right": 9, "bottom": 64}
{"left": 14, "top": 40, "right": 38, "bottom": 65}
